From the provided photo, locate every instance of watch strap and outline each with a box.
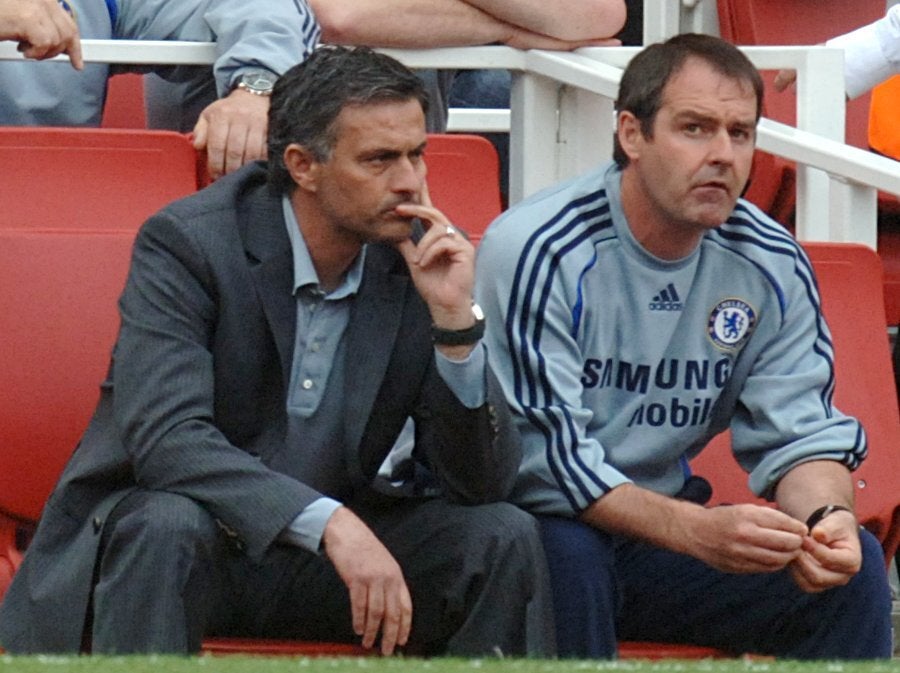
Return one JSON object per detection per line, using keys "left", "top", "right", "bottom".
{"left": 805, "top": 504, "right": 853, "bottom": 530}
{"left": 431, "top": 318, "right": 485, "bottom": 346}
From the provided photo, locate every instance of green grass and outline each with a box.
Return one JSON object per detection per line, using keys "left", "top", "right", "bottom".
{"left": 3, "top": 657, "right": 900, "bottom": 673}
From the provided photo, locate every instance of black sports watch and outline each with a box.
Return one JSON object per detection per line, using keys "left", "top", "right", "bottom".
{"left": 431, "top": 303, "right": 485, "bottom": 346}
{"left": 235, "top": 70, "right": 277, "bottom": 97}
{"left": 805, "top": 504, "right": 853, "bottom": 530}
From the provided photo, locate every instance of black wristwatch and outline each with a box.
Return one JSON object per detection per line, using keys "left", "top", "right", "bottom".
{"left": 235, "top": 70, "right": 277, "bottom": 97}
{"left": 431, "top": 303, "right": 485, "bottom": 346}
{"left": 805, "top": 504, "right": 853, "bottom": 530}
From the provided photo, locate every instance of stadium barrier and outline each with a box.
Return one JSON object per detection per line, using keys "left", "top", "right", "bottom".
{"left": 2, "top": 36, "right": 899, "bottom": 251}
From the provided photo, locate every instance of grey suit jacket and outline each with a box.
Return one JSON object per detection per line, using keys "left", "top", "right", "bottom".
{"left": 0, "top": 162, "right": 519, "bottom": 653}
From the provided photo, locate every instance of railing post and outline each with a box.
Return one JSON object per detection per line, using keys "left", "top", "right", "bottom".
{"left": 829, "top": 182, "right": 879, "bottom": 249}
{"left": 557, "top": 86, "right": 615, "bottom": 182}
{"left": 642, "top": 0, "right": 681, "bottom": 43}
{"left": 793, "top": 47, "right": 846, "bottom": 241}
{"left": 509, "top": 71, "right": 559, "bottom": 205}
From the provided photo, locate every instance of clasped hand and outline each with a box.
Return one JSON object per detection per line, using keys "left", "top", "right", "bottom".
{"left": 687, "top": 503, "right": 861, "bottom": 592}
{"left": 791, "top": 508, "right": 861, "bottom": 593}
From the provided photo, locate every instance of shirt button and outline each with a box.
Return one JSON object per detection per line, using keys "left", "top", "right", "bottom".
{"left": 302, "top": 379, "right": 314, "bottom": 390}
{"left": 310, "top": 342, "right": 320, "bottom": 353}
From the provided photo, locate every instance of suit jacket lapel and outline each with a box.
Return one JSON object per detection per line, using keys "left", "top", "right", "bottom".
{"left": 239, "top": 180, "right": 410, "bottom": 487}
{"left": 343, "top": 246, "right": 408, "bottom": 487}
{"left": 239, "top": 186, "right": 297, "bottom": 386}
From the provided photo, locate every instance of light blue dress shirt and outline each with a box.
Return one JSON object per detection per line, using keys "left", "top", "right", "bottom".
{"left": 279, "top": 197, "right": 486, "bottom": 553}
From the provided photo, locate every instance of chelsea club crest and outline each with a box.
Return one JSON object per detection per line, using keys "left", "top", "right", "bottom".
{"left": 707, "top": 298, "right": 757, "bottom": 350}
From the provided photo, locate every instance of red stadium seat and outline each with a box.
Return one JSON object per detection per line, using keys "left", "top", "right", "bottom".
{"left": 0, "top": 127, "right": 199, "bottom": 232}
{"left": 717, "top": 0, "right": 885, "bottom": 222}
{"left": 618, "top": 641, "right": 738, "bottom": 660}
{"left": 201, "top": 638, "right": 371, "bottom": 657}
{"left": 424, "top": 133, "right": 503, "bottom": 245}
{"left": 717, "top": 0, "right": 883, "bottom": 149}
{"left": 101, "top": 73, "right": 147, "bottom": 129}
{"left": 0, "top": 127, "right": 199, "bottom": 528}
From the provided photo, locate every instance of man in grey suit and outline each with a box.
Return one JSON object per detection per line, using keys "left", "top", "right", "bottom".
{"left": 0, "top": 45, "right": 553, "bottom": 657}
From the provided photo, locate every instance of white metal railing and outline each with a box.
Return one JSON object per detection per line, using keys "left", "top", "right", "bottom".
{"left": 2, "top": 38, "right": 899, "bottom": 249}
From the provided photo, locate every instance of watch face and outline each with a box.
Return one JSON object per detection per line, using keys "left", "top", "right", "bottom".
{"left": 241, "top": 71, "right": 275, "bottom": 92}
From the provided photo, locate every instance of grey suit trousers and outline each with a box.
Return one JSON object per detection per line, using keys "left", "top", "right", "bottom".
{"left": 88, "top": 490, "right": 555, "bottom": 657}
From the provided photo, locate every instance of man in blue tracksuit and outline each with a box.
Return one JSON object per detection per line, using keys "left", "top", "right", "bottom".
{"left": 477, "top": 33, "right": 893, "bottom": 659}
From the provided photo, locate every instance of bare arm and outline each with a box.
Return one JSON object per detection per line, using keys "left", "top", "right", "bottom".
{"left": 310, "top": 0, "right": 623, "bottom": 49}
{"left": 580, "top": 482, "right": 807, "bottom": 574}
{"left": 459, "top": 0, "right": 626, "bottom": 40}
{"left": 775, "top": 459, "right": 855, "bottom": 521}
{"left": 775, "top": 460, "right": 862, "bottom": 593}
{"left": 311, "top": 0, "right": 508, "bottom": 46}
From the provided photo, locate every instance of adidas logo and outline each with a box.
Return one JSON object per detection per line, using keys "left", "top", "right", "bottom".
{"left": 649, "top": 283, "right": 683, "bottom": 311}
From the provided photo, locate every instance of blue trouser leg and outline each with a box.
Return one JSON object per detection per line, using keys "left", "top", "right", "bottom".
{"left": 538, "top": 516, "right": 620, "bottom": 657}
{"left": 539, "top": 515, "right": 893, "bottom": 659}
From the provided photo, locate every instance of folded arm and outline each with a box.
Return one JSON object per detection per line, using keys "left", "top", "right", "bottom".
{"left": 460, "top": 0, "right": 626, "bottom": 41}
{"left": 311, "top": 0, "right": 624, "bottom": 49}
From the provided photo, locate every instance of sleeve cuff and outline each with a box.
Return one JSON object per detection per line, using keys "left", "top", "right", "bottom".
{"left": 434, "top": 342, "right": 487, "bottom": 408}
{"left": 280, "top": 497, "right": 343, "bottom": 554}
{"left": 828, "top": 23, "right": 895, "bottom": 99}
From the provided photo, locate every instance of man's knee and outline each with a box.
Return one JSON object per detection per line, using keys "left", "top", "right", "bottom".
{"left": 538, "top": 515, "right": 614, "bottom": 573}
{"left": 103, "top": 490, "right": 219, "bottom": 554}
{"left": 467, "top": 502, "right": 544, "bottom": 562}
{"left": 430, "top": 501, "right": 547, "bottom": 593}
{"left": 91, "top": 492, "right": 224, "bottom": 654}
{"left": 848, "top": 529, "right": 893, "bottom": 611}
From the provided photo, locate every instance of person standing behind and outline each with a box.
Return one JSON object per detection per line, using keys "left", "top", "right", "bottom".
{"left": 477, "top": 33, "right": 892, "bottom": 659}
{"left": 146, "top": 0, "right": 626, "bottom": 190}
{"left": 774, "top": 4, "right": 900, "bottom": 162}
{"left": 0, "top": 0, "right": 320, "bottom": 180}
{"left": 774, "top": 4, "right": 900, "bottom": 101}
{"left": 0, "top": 45, "right": 554, "bottom": 657}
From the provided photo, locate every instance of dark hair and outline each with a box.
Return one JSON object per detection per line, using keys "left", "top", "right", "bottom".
{"left": 267, "top": 45, "right": 430, "bottom": 193}
{"left": 612, "top": 33, "right": 764, "bottom": 168}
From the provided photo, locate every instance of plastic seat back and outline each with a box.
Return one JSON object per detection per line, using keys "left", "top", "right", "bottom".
{"left": 425, "top": 133, "right": 502, "bottom": 245}
{"left": 717, "top": 0, "right": 887, "bottom": 232}
{"left": 0, "top": 127, "right": 198, "bottom": 582}
{"left": 0, "top": 127, "right": 198, "bottom": 232}
{"left": 101, "top": 73, "right": 147, "bottom": 129}
{"left": 0, "top": 230, "right": 136, "bottom": 522}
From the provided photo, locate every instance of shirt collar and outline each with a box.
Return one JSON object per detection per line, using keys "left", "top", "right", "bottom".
{"left": 282, "top": 196, "right": 366, "bottom": 300}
